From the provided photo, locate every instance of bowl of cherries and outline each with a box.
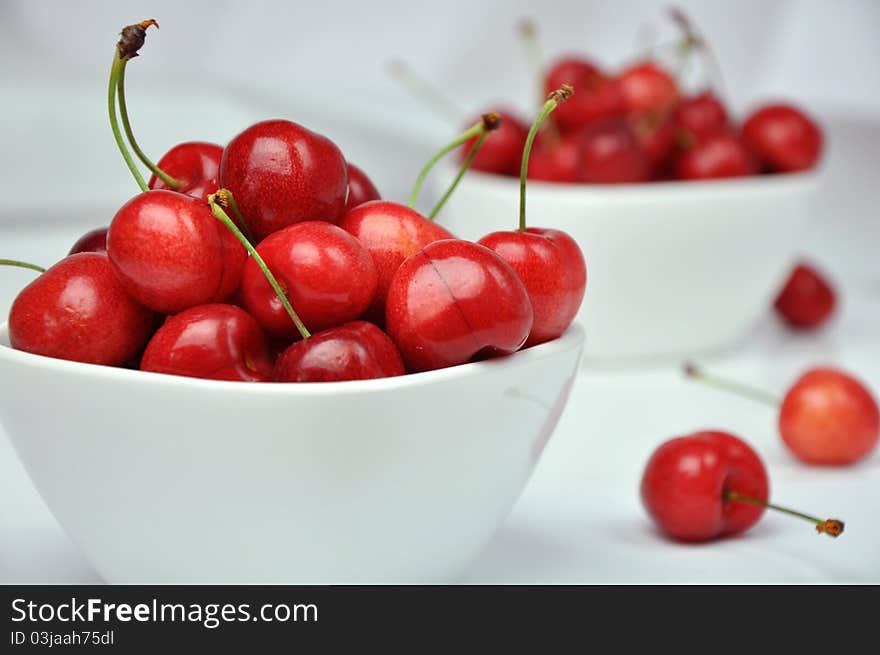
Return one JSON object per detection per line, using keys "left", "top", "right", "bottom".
{"left": 424, "top": 14, "right": 825, "bottom": 360}
{"left": 0, "top": 21, "right": 586, "bottom": 583}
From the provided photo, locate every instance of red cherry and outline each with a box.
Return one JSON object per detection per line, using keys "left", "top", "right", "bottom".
{"left": 140, "top": 304, "right": 274, "bottom": 382}
{"left": 478, "top": 229, "right": 585, "bottom": 346}
{"left": 69, "top": 227, "right": 108, "bottom": 255}
{"left": 219, "top": 119, "right": 348, "bottom": 240}
{"left": 338, "top": 200, "right": 453, "bottom": 322}
{"left": 640, "top": 431, "right": 769, "bottom": 542}
{"left": 460, "top": 109, "right": 528, "bottom": 176}
{"left": 526, "top": 132, "right": 581, "bottom": 183}
{"left": 779, "top": 368, "right": 879, "bottom": 466}
{"left": 274, "top": 320, "right": 405, "bottom": 382}
{"left": 345, "top": 162, "right": 381, "bottom": 211}
{"left": 385, "top": 239, "right": 533, "bottom": 372}
{"left": 673, "top": 91, "right": 728, "bottom": 143}
{"left": 544, "top": 57, "right": 623, "bottom": 132}
{"left": 773, "top": 263, "right": 836, "bottom": 329}
{"left": 577, "top": 117, "right": 651, "bottom": 183}
{"left": 241, "top": 221, "right": 377, "bottom": 340}
{"left": 478, "top": 88, "right": 586, "bottom": 346}
{"left": 107, "top": 190, "right": 246, "bottom": 314}
{"left": 8, "top": 252, "right": 155, "bottom": 366}
{"left": 616, "top": 61, "right": 679, "bottom": 117}
{"left": 675, "top": 131, "right": 757, "bottom": 180}
{"left": 149, "top": 142, "right": 224, "bottom": 201}
{"left": 686, "top": 363, "right": 879, "bottom": 466}
{"left": 630, "top": 112, "right": 677, "bottom": 173}
{"left": 742, "top": 104, "right": 823, "bottom": 173}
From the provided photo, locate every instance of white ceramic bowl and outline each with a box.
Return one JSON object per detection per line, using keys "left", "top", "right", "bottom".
{"left": 431, "top": 167, "right": 822, "bottom": 361}
{"left": 0, "top": 322, "right": 583, "bottom": 583}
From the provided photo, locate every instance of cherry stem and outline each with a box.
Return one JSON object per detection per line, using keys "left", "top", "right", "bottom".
{"left": 108, "top": 52, "right": 148, "bottom": 192}
{"left": 215, "top": 188, "right": 255, "bottom": 244}
{"left": 208, "top": 193, "right": 311, "bottom": 340}
{"left": 724, "top": 490, "right": 844, "bottom": 538}
{"left": 427, "top": 113, "right": 501, "bottom": 220}
{"left": 667, "top": 6, "right": 726, "bottom": 96}
{"left": 518, "top": 19, "right": 544, "bottom": 110}
{"left": 116, "top": 59, "right": 182, "bottom": 190}
{"left": 519, "top": 85, "right": 574, "bottom": 232}
{"left": 683, "top": 362, "right": 780, "bottom": 408}
{"left": 518, "top": 19, "right": 561, "bottom": 144}
{"left": 407, "top": 119, "right": 487, "bottom": 209}
{"left": 0, "top": 259, "right": 45, "bottom": 274}
{"left": 387, "top": 59, "right": 464, "bottom": 125}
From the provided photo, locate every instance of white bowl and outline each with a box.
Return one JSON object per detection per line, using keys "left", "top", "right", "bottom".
{"left": 431, "top": 167, "right": 822, "bottom": 361}
{"left": 0, "top": 322, "right": 583, "bottom": 583}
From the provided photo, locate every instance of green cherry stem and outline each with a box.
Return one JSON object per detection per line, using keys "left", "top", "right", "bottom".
{"left": 0, "top": 259, "right": 46, "bottom": 274}
{"left": 387, "top": 59, "right": 464, "bottom": 126}
{"left": 208, "top": 193, "right": 311, "bottom": 340}
{"left": 215, "top": 188, "right": 255, "bottom": 244}
{"left": 667, "top": 6, "right": 727, "bottom": 96}
{"left": 724, "top": 490, "right": 844, "bottom": 538}
{"left": 108, "top": 52, "right": 148, "bottom": 192}
{"left": 518, "top": 19, "right": 545, "bottom": 110}
{"left": 117, "top": 58, "right": 181, "bottom": 190}
{"left": 427, "top": 113, "right": 502, "bottom": 220}
{"left": 519, "top": 84, "right": 574, "bottom": 232}
{"left": 683, "top": 362, "right": 780, "bottom": 408}
{"left": 407, "top": 118, "right": 488, "bottom": 209}
{"left": 517, "top": 20, "right": 560, "bottom": 145}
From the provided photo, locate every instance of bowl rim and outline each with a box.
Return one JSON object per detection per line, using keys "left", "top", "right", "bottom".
{"left": 0, "top": 321, "right": 585, "bottom": 396}
{"left": 439, "top": 158, "right": 824, "bottom": 200}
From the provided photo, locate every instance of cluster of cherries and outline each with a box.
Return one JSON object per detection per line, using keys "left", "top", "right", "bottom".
{"left": 641, "top": 363, "right": 878, "bottom": 542}
{"left": 4, "top": 19, "right": 873, "bottom": 553}
{"left": 4, "top": 21, "right": 585, "bottom": 386}
{"left": 455, "top": 15, "right": 823, "bottom": 184}
{"left": 392, "top": 12, "right": 835, "bottom": 332}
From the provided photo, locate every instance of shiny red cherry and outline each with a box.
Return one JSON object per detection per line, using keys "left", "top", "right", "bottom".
{"left": 773, "top": 262, "right": 836, "bottom": 329}
{"left": 675, "top": 131, "right": 757, "bottom": 180}
{"left": 640, "top": 431, "right": 769, "bottom": 542}
{"left": 345, "top": 163, "right": 381, "bottom": 211}
{"left": 544, "top": 57, "right": 623, "bottom": 132}
{"left": 673, "top": 91, "right": 729, "bottom": 144}
{"left": 461, "top": 109, "right": 528, "bottom": 176}
{"left": 742, "top": 104, "right": 823, "bottom": 173}
{"left": 274, "top": 320, "right": 405, "bottom": 382}
{"left": 780, "top": 368, "right": 879, "bottom": 466}
{"left": 338, "top": 200, "right": 453, "bottom": 323}
{"left": 577, "top": 117, "right": 650, "bottom": 183}
{"left": 69, "top": 227, "right": 108, "bottom": 255}
{"left": 140, "top": 304, "right": 274, "bottom": 382}
{"left": 219, "top": 119, "right": 348, "bottom": 240}
{"left": 385, "top": 239, "right": 533, "bottom": 372}
{"left": 107, "top": 190, "right": 246, "bottom": 314}
{"left": 478, "top": 229, "right": 585, "bottom": 346}
{"left": 241, "top": 221, "right": 377, "bottom": 340}
{"left": 8, "top": 252, "right": 155, "bottom": 366}
{"left": 480, "top": 87, "right": 585, "bottom": 346}
{"left": 616, "top": 61, "right": 679, "bottom": 117}
{"left": 149, "top": 142, "right": 224, "bottom": 200}
{"left": 686, "top": 363, "right": 879, "bottom": 467}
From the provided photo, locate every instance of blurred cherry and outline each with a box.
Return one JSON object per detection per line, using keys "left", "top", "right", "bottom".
{"left": 774, "top": 262, "right": 836, "bottom": 329}
{"left": 743, "top": 104, "right": 823, "bottom": 173}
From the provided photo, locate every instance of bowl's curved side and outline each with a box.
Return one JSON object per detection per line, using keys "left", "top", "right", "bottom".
{"left": 0, "top": 324, "right": 584, "bottom": 583}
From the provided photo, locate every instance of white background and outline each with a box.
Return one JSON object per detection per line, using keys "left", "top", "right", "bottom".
{"left": 1, "top": 1, "right": 879, "bottom": 583}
